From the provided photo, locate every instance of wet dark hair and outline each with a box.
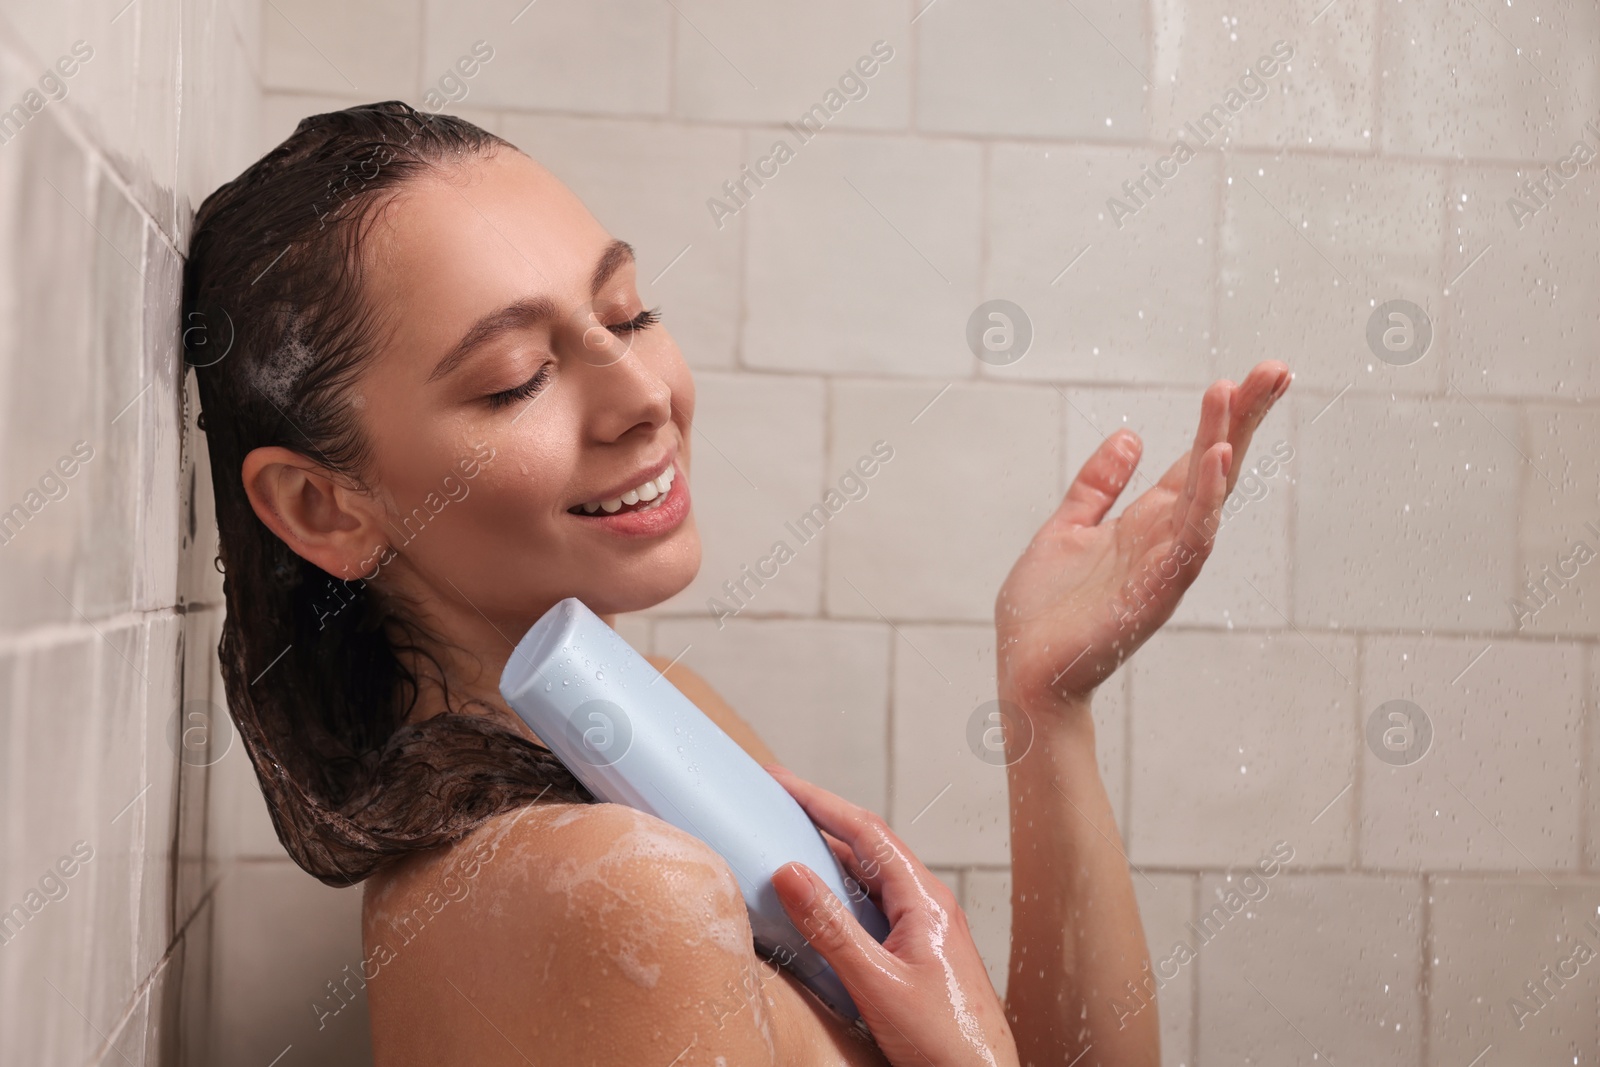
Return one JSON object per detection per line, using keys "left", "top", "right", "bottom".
{"left": 182, "top": 100, "right": 594, "bottom": 888}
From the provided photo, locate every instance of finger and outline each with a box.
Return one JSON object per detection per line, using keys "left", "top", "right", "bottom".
{"left": 1159, "top": 380, "right": 1232, "bottom": 500}
{"left": 771, "top": 861, "right": 902, "bottom": 992}
{"left": 766, "top": 764, "right": 888, "bottom": 904}
{"left": 1221, "top": 361, "right": 1290, "bottom": 496}
{"left": 818, "top": 825, "right": 882, "bottom": 907}
{"left": 1174, "top": 442, "right": 1232, "bottom": 580}
{"left": 765, "top": 764, "right": 926, "bottom": 927}
{"left": 1055, "top": 429, "right": 1142, "bottom": 528}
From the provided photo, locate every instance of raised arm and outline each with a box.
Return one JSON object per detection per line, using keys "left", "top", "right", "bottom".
{"left": 993, "top": 362, "right": 1291, "bottom": 1065}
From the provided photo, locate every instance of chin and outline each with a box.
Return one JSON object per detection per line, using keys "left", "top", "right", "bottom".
{"left": 581, "top": 521, "right": 703, "bottom": 617}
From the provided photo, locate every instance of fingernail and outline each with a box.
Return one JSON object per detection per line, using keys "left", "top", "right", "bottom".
{"left": 782, "top": 862, "right": 816, "bottom": 906}
{"left": 1271, "top": 373, "right": 1290, "bottom": 400}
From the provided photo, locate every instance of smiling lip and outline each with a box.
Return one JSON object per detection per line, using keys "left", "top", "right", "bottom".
{"left": 569, "top": 447, "right": 678, "bottom": 512}
{"left": 567, "top": 459, "right": 690, "bottom": 537}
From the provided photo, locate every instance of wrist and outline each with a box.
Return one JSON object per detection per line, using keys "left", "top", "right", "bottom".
{"left": 997, "top": 684, "right": 1096, "bottom": 758}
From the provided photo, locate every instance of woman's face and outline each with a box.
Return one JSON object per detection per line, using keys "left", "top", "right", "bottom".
{"left": 345, "top": 147, "right": 699, "bottom": 631}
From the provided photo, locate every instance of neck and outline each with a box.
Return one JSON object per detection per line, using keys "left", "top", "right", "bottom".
{"left": 384, "top": 597, "right": 623, "bottom": 742}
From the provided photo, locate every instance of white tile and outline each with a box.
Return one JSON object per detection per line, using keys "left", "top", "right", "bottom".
{"left": 1150, "top": 0, "right": 1377, "bottom": 152}
{"left": 651, "top": 617, "right": 890, "bottom": 814}
{"left": 1197, "top": 873, "right": 1422, "bottom": 1065}
{"left": 827, "top": 379, "right": 1061, "bottom": 622}
{"left": 916, "top": 0, "right": 1146, "bottom": 140}
{"left": 889, "top": 624, "right": 1126, "bottom": 868}
{"left": 86, "top": 622, "right": 147, "bottom": 1037}
{"left": 984, "top": 142, "right": 1217, "bottom": 387}
{"left": 969, "top": 870, "right": 1198, "bottom": 1066}
{"left": 138, "top": 614, "right": 182, "bottom": 981}
{"left": 1592, "top": 646, "right": 1599, "bottom": 872}
{"left": 1219, "top": 152, "right": 1446, "bottom": 394}
{"left": 55, "top": 5, "right": 143, "bottom": 210}
{"left": 1379, "top": 0, "right": 1600, "bottom": 161}
{"left": 132, "top": 0, "right": 182, "bottom": 236}
{"left": 263, "top": 0, "right": 421, "bottom": 98}
{"left": 78, "top": 170, "right": 145, "bottom": 619}
{"left": 209, "top": 860, "right": 371, "bottom": 1064}
{"left": 1132, "top": 873, "right": 1197, "bottom": 1067}
{"left": 421, "top": 0, "right": 671, "bottom": 115}
{"left": 962, "top": 868, "right": 1011, "bottom": 998}
{"left": 1129, "top": 628, "right": 1358, "bottom": 867}
{"left": 136, "top": 222, "right": 183, "bottom": 614}
{"left": 498, "top": 114, "right": 746, "bottom": 371}
{"left": 741, "top": 133, "right": 982, "bottom": 376}
{"left": 1446, "top": 165, "right": 1600, "bottom": 399}
{"left": 206, "top": 694, "right": 288, "bottom": 863}
{"left": 1061, "top": 385, "right": 1295, "bottom": 628}
{"left": 646, "top": 371, "right": 826, "bottom": 619}
{"left": 0, "top": 112, "right": 94, "bottom": 632}
{"left": 1360, "top": 637, "right": 1584, "bottom": 872}
{"left": 1428, "top": 877, "right": 1600, "bottom": 1065}
{"left": 671, "top": 2, "right": 908, "bottom": 131}
{"left": 1518, "top": 406, "right": 1600, "bottom": 637}
{"left": 0, "top": 650, "right": 17, "bottom": 1063}
{"left": 179, "top": 0, "right": 264, "bottom": 240}
{"left": 890, "top": 624, "right": 1011, "bottom": 867}
{"left": 7, "top": 639, "right": 99, "bottom": 1067}
{"left": 1292, "top": 392, "right": 1521, "bottom": 631}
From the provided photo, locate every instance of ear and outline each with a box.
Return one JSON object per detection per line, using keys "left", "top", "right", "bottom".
{"left": 240, "top": 446, "right": 389, "bottom": 581}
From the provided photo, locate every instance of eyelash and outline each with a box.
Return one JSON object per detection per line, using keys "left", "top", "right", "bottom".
{"left": 484, "top": 305, "right": 663, "bottom": 411}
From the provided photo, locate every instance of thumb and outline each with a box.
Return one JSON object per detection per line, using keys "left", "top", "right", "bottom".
{"left": 771, "top": 862, "right": 896, "bottom": 991}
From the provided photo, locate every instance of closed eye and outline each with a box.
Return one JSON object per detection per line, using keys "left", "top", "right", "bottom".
{"left": 485, "top": 364, "right": 552, "bottom": 411}
{"left": 484, "top": 307, "right": 661, "bottom": 411}
{"left": 611, "top": 306, "right": 662, "bottom": 333}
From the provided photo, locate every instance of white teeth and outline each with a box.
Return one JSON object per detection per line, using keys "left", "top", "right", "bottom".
{"left": 577, "top": 464, "right": 675, "bottom": 515}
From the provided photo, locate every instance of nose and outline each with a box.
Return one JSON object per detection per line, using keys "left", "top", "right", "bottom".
{"left": 565, "top": 312, "right": 673, "bottom": 443}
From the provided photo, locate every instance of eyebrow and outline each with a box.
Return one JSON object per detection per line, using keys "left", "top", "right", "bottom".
{"left": 425, "top": 238, "right": 637, "bottom": 385}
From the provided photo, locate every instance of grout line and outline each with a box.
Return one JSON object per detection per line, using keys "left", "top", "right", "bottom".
{"left": 819, "top": 378, "right": 835, "bottom": 618}
{"left": 905, "top": 0, "right": 919, "bottom": 132}
{"left": 254, "top": 82, "right": 1593, "bottom": 174}
{"left": 678, "top": 364, "right": 1600, "bottom": 407}
{"left": 885, "top": 622, "right": 897, "bottom": 826}
{"left": 733, "top": 126, "right": 751, "bottom": 371}
{"left": 627, "top": 607, "right": 1600, "bottom": 649}
{"left": 1189, "top": 871, "right": 1202, "bottom": 1067}
{"left": 1581, "top": 647, "right": 1594, "bottom": 873}
{"left": 1419, "top": 873, "right": 1432, "bottom": 1067}
{"left": 1351, "top": 634, "right": 1364, "bottom": 869}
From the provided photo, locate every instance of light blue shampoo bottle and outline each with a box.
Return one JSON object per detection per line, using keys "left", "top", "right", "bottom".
{"left": 498, "top": 597, "right": 891, "bottom": 1023}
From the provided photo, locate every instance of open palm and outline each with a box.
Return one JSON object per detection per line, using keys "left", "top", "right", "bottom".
{"left": 995, "top": 361, "right": 1291, "bottom": 710}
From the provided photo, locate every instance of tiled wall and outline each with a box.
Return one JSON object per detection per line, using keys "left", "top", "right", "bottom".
{"left": 0, "top": 0, "right": 260, "bottom": 1063}
{"left": 12, "top": 0, "right": 1587, "bottom": 1064}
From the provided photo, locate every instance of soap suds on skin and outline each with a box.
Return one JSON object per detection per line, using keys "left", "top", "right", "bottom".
{"left": 366, "top": 801, "right": 777, "bottom": 1049}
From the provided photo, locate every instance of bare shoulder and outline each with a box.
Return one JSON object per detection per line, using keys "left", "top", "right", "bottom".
{"left": 641, "top": 653, "right": 780, "bottom": 766}
{"left": 362, "top": 801, "right": 781, "bottom": 1066}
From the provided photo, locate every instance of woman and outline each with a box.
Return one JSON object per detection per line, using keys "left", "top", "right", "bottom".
{"left": 183, "top": 100, "right": 1289, "bottom": 1065}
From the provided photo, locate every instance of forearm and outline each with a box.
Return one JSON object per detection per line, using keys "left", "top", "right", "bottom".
{"left": 1000, "top": 690, "right": 1158, "bottom": 1067}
